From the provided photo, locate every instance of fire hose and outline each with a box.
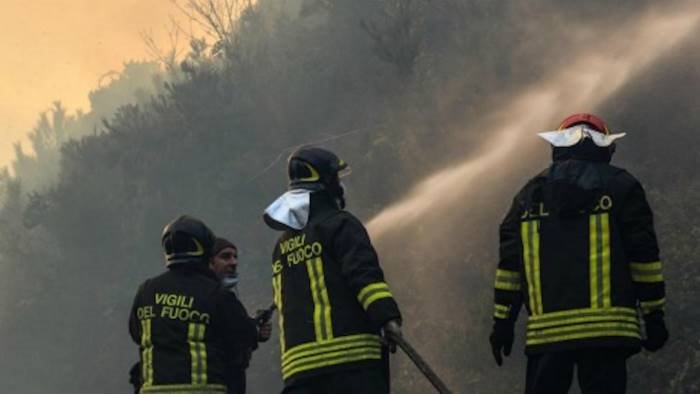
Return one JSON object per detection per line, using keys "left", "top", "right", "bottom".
{"left": 387, "top": 332, "right": 453, "bottom": 393}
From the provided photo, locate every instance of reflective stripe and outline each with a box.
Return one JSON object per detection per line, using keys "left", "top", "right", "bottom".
{"left": 140, "top": 383, "right": 227, "bottom": 393}
{"left": 494, "top": 304, "right": 510, "bottom": 319}
{"left": 527, "top": 307, "right": 638, "bottom": 330}
{"left": 526, "top": 307, "right": 640, "bottom": 345}
{"left": 357, "top": 282, "right": 394, "bottom": 310}
{"left": 589, "top": 214, "right": 611, "bottom": 308}
{"left": 188, "top": 323, "right": 207, "bottom": 385}
{"left": 521, "top": 220, "right": 542, "bottom": 315}
{"left": 141, "top": 319, "right": 153, "bottom": 387}
{"left": 630, "top": 261, "right": 664, "bottom": 283}
{"left": 495, "top": 269, "right": 521, "bottom": 291}
{"left": 640, "top": 298, "right": 666, "bottom": 315}
{"left": 527, "top": 324, "right": 640, "bottom": 345}
{"left": 306, "top": 258, "right": 333, "bottom": 341}
{"left": 281, "top": 334, "right": 382, "bottom": 380}
{"left": 315, "top": 258, "right": 333, "bottom": 339}
{"left": 282, "top": 335, "right": 382, "bottom": 366}
{"left": 272, "top": 274, "right": 285, "bottom": 353}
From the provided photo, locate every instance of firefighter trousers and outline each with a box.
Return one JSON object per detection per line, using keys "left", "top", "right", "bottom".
{"left": 282, "top": 367, "right": 389, "bottom": 394}
{"left": 525, "top": 348, "right": 629, "bottom": 394}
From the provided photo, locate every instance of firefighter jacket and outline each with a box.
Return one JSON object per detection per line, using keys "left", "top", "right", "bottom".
{"left": 267, "top": 193, "right": 402, "bottom": 386}
{"left": 493, "top": 150, "right": 665, "bottom": 354}
{"left": 129, "top": 264, "right": 258, "bottom": 394}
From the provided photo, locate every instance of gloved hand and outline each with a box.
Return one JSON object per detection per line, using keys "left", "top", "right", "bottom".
{"left": 643, "top": 313, "right": 669, "bottom": 352}
{"left": 382, "top": 319, "right": 402, "bottom": 353}
{"left": 489, "top": 320, "right": 514, "bottom": 366}
{"left": 254, "top": 309, "right": 273, "bottom": 342}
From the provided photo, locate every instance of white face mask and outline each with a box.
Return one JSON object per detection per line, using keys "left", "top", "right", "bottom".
{"left": 538, "top": 125, "right": 626, "bottom": 147}
{"left": 263, "top": 189, "right": 312, "bottom": 230}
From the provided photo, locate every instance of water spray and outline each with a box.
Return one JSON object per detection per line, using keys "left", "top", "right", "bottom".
{"left": 367, "top": 9, "right": 700, "bottom": 241}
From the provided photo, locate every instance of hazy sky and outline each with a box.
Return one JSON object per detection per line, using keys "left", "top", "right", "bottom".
{"left": 0, "top": 1, "right": 188, "bottom": 168}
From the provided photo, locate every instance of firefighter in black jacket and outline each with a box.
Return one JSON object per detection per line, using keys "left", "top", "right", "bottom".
{"left": 489, "top": 113, "right": 669, "bottom": 394}
{"left": 263, "top": 147, "right": 402, "bottom": 394}
{"left": 129, "top": 215, "right": 258, "bottom": 394}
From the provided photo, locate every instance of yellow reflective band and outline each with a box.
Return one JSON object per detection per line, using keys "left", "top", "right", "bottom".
{"left": 185, "top": 238, "right": 205, "bottom": 256}
{"left": 306, "top": 259, "right": 324, "bottom": 341}
{"left": 589, "top": 214, "right": 612, "bottom": 308}
{"left": 362, "top": 291, "right": 392, "bottom": 309}
{"left": 640, "top": 298, "right": 666, "bottom": 314}
{"left": 521, "top": 220, "right": 542, "bottom": 315}
{"left": 528, "top": 321, "right": 639, "bottom": 338}
{"left": 141, "top": 319, "right": 154, "bottom": 387}
{"left": 589, "top": 214, "right": 599, "bottom": 308}
{"left": 315, "top": 258, "right": 333, "bottom": 339}
{"left": 357, "top": 282, "right": 393, "bottom": 310}
{"left": 140, "top": 383, "right": 227, "bottom": 393}
{"left": 283, "top": 347, "right": 382, "bottom": 379}
{"left": 282, "top": 337, "right": 382, "bottom": 368}
{"left": 630, "top": 262, "right": 664, "bottom": 283}
{"left": 282, "top": 334, "right": 381, "bottom": 360}
{"left": 300, "top": 163, "right": 321, "bottom": 182}
{"left": 272, "top": 274, "right": 286, "bottom": 353}
{"left": 632, "top": 274, "right": 664, "bottom": 283}
{"left": 494, "top": 304, "right": 510, "bottom": 319}
{"left": 601, "top": 214, "right": 611, "bottom": 308}
{"left": 495, "top": 281, "right": 521, "bottom": 291}
{"left": 495, "top": 269, "right": 521, "bottom": 291}
{"left": 528, "top": 306, "right": 637, "bottom": 322}
{"left": 358, "top": 282, "right": 389, "bottom": 301}
{"left": 281, "top": 335, "right": 382, "bottom": 378}
{"left": 496, "top": 269, "right": 520, "bottom": 280}
{"left": 528, "top": 312, "right": 638, "bottom": 330}
{"left": 631, "top": 261, "right": 662, "bottom": 271}
{"left": 526, "top": 327, "right": 640, "bottom": 345}
{"left": 188, "top": 323, "right": 207, "bottom": 385}
{"left": 306, "top": 258, "right": 332, "bottom": 341}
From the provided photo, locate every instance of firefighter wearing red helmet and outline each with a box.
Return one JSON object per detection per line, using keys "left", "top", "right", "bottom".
{"left": 489, "top": 114, "right": 668, "bottom": 393}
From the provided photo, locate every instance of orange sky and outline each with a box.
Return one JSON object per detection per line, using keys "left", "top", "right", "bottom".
{"left": 0, "top": 1, "right": 190, "bottom": 169}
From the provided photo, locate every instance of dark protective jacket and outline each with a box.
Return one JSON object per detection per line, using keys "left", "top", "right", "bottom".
{"left": 493, "top": 144, "right": 665, "bottom": 354}
{"left": 129, "top": 264, "right": 258, "bottom": 394}
{"left": 269, "top": 193, "right": 401, "bottom": 386}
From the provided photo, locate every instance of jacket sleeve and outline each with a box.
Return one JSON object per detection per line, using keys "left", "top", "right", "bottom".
{"left": 619, "top": 180, "right": 665, "bottom": 317}
{"left": 331, "top": 214, "right": 402, "bottom": 328}
{"left": 129, "top": 284, "right": 144, "bottom": 345}
{"left": 494, "top": 197, "right": 524, "bottom": 323}
{"left": 218, "top": 291, "right": 260, "bottom": 366}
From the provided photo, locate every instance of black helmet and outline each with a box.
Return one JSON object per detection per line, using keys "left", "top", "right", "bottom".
{"left": 288, "top": 147, "right": 350, "bottom": 207}
{"left": 288, "top": 147, "right": 349, "bottom": 190}
{"left": 161, "top": 215, "right": 216, "bottom": 267}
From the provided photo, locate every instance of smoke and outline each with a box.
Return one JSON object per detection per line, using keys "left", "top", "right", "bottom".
{"left": 366, "top": 7, "right": 700, "bottom": 392}
{"left": 368, "top": 9, "right": 699, "bottom": 239}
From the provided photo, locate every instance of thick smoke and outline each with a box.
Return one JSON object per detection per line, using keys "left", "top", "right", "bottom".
{"left": 368, "top": 6, "right": 700, "bottom": 394}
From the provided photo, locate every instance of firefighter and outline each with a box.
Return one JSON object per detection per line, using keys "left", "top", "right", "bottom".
{"left": 263, "top": 147, "right": 402, "bottom": 394}
{"left": 208, "top": 236, "right": 273, "bottom": 392}
{"left": 129, "top": 215, "right": 258, "bottom": 394}
{"left": 489, "top": 113, "right": 669, "bottom": 394}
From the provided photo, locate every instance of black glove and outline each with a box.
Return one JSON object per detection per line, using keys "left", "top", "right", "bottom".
{"left": 489, "top": 320, "right": 514, "bottom": 366}
{"left": 382, "top": 320, "right": 402, "bottom": 353}
{"left": 643, "top": 313, "right": 669, "bottom": 352}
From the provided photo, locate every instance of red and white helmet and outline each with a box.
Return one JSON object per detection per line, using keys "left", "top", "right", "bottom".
{"left": 539, "top": 113, "right": 625, "bottom": 147}
{"left": 558, "top": 113, "right": 610, "bottom": 135}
